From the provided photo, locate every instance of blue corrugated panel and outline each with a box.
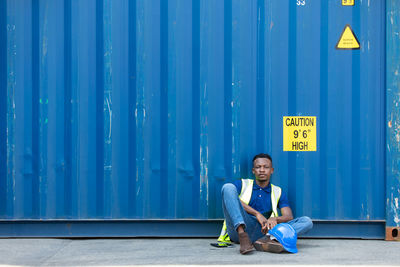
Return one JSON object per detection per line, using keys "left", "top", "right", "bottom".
{"left": 0, "top": 0, "right": 386, "bottom": 230}
{"left": 386, "top": 0, "right": 400, "bottom": 229}
{"left": 0, "top": 0, "right": 6, "bottom": 217}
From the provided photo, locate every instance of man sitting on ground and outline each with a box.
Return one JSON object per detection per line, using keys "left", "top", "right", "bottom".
{"left": 218, "top": 153, "right": 313, "bottom": 254}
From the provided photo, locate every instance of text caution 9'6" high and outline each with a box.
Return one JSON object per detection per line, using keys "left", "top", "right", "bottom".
{"left": 283, "top": 116, "right": 317, "bottom": 151}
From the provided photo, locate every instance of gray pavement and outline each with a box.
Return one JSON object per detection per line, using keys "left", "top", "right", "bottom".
{"left": 0, "top": 238, "right": 399, "bottom": 266}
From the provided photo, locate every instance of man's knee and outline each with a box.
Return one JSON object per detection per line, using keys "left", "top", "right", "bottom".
{"left": 301, "top": 216, "right": 313, "bottom": 231}
{"left": 221, "top": 183, "right": 237, "bottom": 195}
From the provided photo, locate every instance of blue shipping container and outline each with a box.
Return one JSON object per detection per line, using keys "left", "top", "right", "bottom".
{"left": 0, "top": 0, "right": 398, "bottom": 238}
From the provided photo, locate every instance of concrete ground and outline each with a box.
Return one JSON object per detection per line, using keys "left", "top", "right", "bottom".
{"left": 0, "top": 238, "right": 399, "bottom": 267}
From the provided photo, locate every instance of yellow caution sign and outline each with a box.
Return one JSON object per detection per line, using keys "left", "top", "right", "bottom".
{"left": 283, "top": 116, "right": 317, "bottom": 151}
{"left": 342, "top": 0, "right": 355, "bottom": 6}
{"left": 336, "top": 24, "right": 360, "bottom": 50}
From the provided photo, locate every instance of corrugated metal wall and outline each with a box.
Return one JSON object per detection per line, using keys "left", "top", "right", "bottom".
{"left": 386, "top": 0, "right": 400, "bottom": 234}
{"left": 0, "top": 0, "right": 385, "bottom": 222}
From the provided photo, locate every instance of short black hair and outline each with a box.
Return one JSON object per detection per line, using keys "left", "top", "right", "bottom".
{"left": 252, "top": 153, "right": 273, "bottom": 166}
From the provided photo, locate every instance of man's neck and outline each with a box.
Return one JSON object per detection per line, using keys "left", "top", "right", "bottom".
{"left": 255, "top": 180, "right": 270, "bottom": 188}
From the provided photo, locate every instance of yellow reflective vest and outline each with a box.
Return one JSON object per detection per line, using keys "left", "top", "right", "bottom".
{"left": 218, "top": 179, "right": 282, "bottom": 243}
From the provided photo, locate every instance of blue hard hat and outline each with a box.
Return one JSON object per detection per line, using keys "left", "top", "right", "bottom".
{"left": 268, "top": 223, "right": 298, "bottom": 253}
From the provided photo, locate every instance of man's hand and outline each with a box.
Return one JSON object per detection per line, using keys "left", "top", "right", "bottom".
{"left": 266, "top": 217, "right": 278, "bottom": 231}
{"left": 255, "top": 213, "right": 269, "bottom": 234}
{"left": 240, "top": 201, "right": 289, "bottom": 234}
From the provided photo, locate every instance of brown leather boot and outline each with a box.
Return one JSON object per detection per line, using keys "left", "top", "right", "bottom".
{"left": 238, "top": 232, "right": 255, "bottom": 255}
{"left": 254, "top": 237, "right": 285, "bottom": 253}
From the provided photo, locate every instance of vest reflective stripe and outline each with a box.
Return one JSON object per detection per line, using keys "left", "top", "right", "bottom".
{"left": 218, "top": 179, "right": 282, "bottom": 243}
{"left": 270, "top": 184, "right": 282, "bottom": 217}
{"left": 239, "top": 179, "right": 253, "bottom": 204}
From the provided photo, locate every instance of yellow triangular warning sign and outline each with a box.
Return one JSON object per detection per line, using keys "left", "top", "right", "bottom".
{"left": 336, "top": 24, "right": 360, "bottom": 50}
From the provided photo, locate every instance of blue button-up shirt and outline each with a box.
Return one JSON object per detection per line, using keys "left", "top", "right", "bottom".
{"left": 233, "top": 180, "right": 290, "bottom": 216}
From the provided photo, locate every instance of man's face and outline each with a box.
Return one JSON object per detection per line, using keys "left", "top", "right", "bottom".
{"left": 252, "top": 158, "right": 274, "bottom": 184}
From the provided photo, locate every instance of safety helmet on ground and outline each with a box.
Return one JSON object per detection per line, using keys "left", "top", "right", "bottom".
{"left": 268, "top": 223, "right": 298, "bottom": 253}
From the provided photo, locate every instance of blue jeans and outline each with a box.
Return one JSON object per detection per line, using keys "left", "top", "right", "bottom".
{"left": 222, "top": 183, "right": 313, "bottom": 243}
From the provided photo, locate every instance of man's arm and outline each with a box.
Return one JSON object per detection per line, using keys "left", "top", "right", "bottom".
{"left": 276, "top": 206, "right": 294, "bottom": 223}
{"left": 240, "top": 201, "right": 269, "bottom": 234}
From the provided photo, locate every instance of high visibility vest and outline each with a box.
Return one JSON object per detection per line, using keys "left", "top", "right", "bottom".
{"left": 217, "top": 179, "right": 282, "bottom": 243}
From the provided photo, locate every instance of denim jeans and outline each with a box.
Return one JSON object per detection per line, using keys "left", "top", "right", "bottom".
{"left": 222, "top": 183, "right": 313, "bottom": 243}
